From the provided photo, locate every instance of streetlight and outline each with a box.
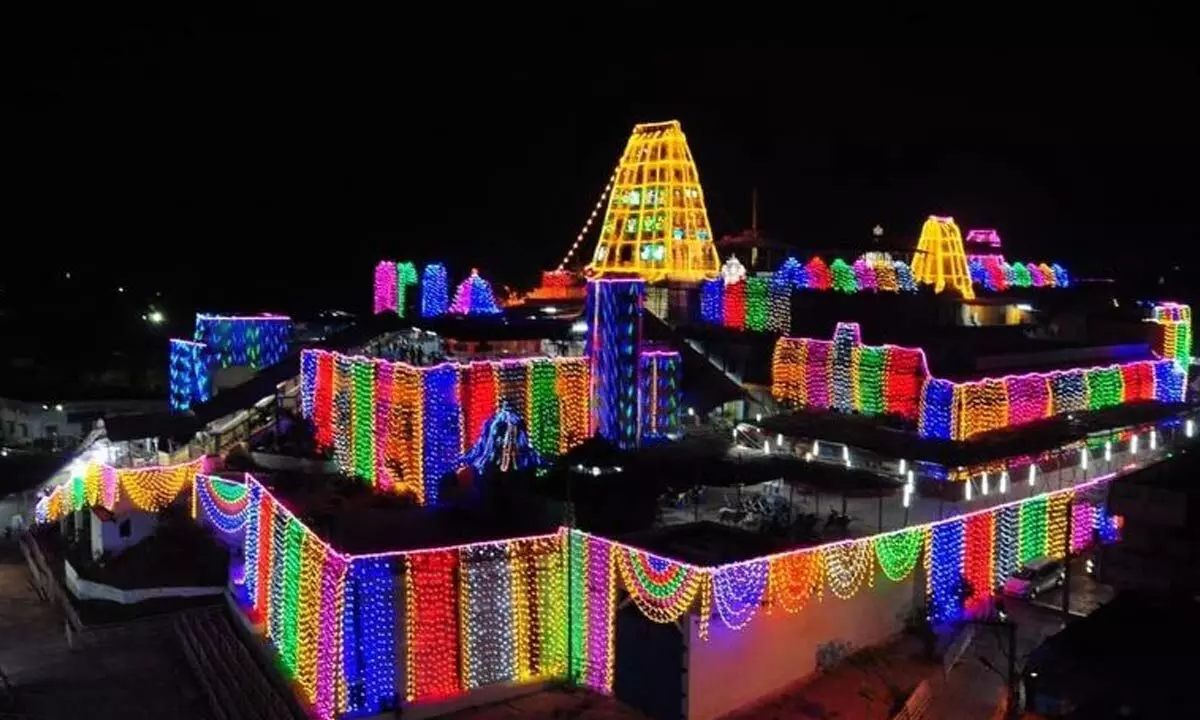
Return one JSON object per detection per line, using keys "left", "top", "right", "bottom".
{"left": 147, "top": 310, "right": 165, "bottom": 324}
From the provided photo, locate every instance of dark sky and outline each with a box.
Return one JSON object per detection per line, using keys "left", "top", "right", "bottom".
{"left": 8, "top": 13, "right": 1198, "bottom": 319}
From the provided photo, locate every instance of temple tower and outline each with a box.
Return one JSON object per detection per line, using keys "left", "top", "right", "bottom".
{"left": 587, "top": 121, "right": 721, "bottom": 283}
{"left": 911, "top": 216, "right": 976, "bottom": 300}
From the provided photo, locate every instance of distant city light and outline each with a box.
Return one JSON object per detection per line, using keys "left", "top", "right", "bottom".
{"left": 117, "top": 286, "right": 125, "bottom": 293}
{"left": 54, "top": 404, "right": 63, "bottom": 412}
{"left": 147, "top": 310, "right": 165, "bottom": 324}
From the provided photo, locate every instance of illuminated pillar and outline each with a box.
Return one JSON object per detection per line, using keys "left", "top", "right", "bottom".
{"left": 586, "top": 279, "right": 645, "bottom": 448}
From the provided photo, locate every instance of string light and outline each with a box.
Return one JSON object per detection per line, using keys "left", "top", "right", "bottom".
{"left": 193, "top": 314, "right": 291, "bottom": 370}
{"left": 769, "top": 551, "right": 824, "bottom": 613}
{"left": 558, "top": 168, "right": 617, "bottom": 271}
{"left": 303, "top": 350, "right": 592, "bottom": 504}
{"left": 823, "top": 539, "right": 874, "bottom": 599}
{"left": 421, "top": 264, "right": 449, "bottom": 318}
{"left": 874, "top": 529, "right": 922, "bottom": 582}
{"left": 962, "top": 512, "right": 994, "bottom": 615}
{"left": 927, "top": 519, "right": 966, "bottom": 623}
{"left": 448, "top": 269, "right": 502, "bottom": 315}
{"left": 712, "top": 560, "right": 769, "bottom": 629}
{"left": 615, "top": 545, "right": 704, "bottom": 622}
{"left": 774, "top": 323, "right": 1184, "bottom": 440}
{"left": 406, "top": 550, "right": 460, "bottom": 702}
{"left": 586, "top": 279, "right": 645, "bottom": 449}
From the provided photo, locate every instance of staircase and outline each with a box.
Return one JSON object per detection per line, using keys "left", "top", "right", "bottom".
{"left": 174, "top": 608, "right": 300, "bottom": 720}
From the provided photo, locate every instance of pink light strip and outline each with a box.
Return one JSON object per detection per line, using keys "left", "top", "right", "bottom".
{"left": 196, "top": 313, "right": 292, "bottom": 321}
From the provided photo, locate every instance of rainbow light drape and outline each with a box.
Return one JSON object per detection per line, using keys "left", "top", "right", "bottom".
{"left": 192, "top": 474, "right": 251, "bottom": 536}
{"left": 772, "top": 322, "right": 1188, "bottom": 440}
{"left": 35, "top": 456, "right": 210, "bottom": 525}
{"left": 241, "top": 476, "right": 348, "bottom": 720}
{"left": 302, "top": 349, "right": 591, "bottom": 505}
{"left": 968, "top": 256, "right": 1069, "bottom": 291}
{"left": 700, "top": 255, "right": 920, "bottom": 330}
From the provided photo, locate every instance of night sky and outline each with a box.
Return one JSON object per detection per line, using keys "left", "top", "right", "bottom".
{"left": 8, "top": 15, "right": 1198, "bottom": 322}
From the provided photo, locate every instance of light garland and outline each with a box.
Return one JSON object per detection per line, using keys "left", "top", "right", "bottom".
{"left": 194, "top": 475, "right": 250, "bottom": 535}
{"left": 823, "top": 538, "right": 875, "bottom": 600}
{"left": 615, "top": 545, "right": 704, "bottom": 622}
{"left": 769, "top": 551, "right": 824, "bottom": 613}
{"left": 711, "top": 559, "right": 769, "bottom": 629}
{"left": 874, "top": 528, "right": 923, "bottom": 582}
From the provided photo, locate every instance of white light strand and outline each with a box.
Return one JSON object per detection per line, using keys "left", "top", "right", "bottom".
{"left": 557, "top": 168, "right": 618, "bottom": 271}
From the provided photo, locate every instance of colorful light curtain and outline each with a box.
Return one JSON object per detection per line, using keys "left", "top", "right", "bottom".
{"left": 772, "top": 323, "right": 1188, "bottom": 440}
{"left": 302, "top": 350, "right": 592, "bottom": 504}
{"left": 701, "top": 256, "right": 920, "bottom": 330}
{"left": 193, "top": 314, "right": 291, "bottom": 370}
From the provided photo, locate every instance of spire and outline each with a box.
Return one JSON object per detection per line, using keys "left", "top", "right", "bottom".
{"left": 587, "top": 121, "right": 721, "bottom": 283}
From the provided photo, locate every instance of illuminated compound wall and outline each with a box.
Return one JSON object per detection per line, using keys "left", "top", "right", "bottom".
{"left": 300, "top": 349, "right": 590, "bottom": 505}
{"left": 36, "top": 454, "right": 1126, "bottom": 720}
{"left": 193, "top": 314, "right": 292, "bottom": 370}
{"left": 772, "top": 322, "right": 1188, "bottom": 441}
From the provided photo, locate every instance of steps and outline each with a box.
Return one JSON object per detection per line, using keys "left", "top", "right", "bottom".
{"left": 174, "top": 608, "right": 300, "bottom": 720}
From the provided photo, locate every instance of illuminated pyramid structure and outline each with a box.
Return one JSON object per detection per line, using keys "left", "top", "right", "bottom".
{"left": 587, "top": 121, "right": 721, "bottom": 282}
{"left": 910, "top": 215, "right": 976, "bottom": 300}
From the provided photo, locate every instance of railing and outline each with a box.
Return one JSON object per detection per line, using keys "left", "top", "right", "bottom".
{"left": 17, "top": 532, "right": 83, "bottom": 635}
{"left": 174, "top": 608, "right": 298, "bottom": 720}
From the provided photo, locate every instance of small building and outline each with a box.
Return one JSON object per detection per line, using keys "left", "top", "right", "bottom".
{"left": 89, "top": 506, "right": 158, "bottom": 561}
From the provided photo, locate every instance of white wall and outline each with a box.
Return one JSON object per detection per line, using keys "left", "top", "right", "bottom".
{"left": 685, "top": 565, "right": 921, "bottom": 720}
{"left": 90, "top": 509, "right": 157, "bottom": 559}
{"left": 64, "top": 559, "right": 223, "bottom": 604}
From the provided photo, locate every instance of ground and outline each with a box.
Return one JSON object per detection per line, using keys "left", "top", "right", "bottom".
{"left": 0, "top": 541, "right": 212, "bottom": 718}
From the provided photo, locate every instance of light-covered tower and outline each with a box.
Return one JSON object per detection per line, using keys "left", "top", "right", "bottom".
{"left": 911, "top": 216, "right": 976, "bottom": 300}
{"left": 587, "top": 121, "right": 721, "bottom": 283}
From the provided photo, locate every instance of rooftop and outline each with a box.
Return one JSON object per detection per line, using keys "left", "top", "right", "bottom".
{"left": 255, "top": 469, "right": 558, "bottom": 555}
{"left": 617, "top": 521, "right": 786, "bottom": 566}
{"left": 758, "top": 401, "right": 1191, "bottom": 467}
